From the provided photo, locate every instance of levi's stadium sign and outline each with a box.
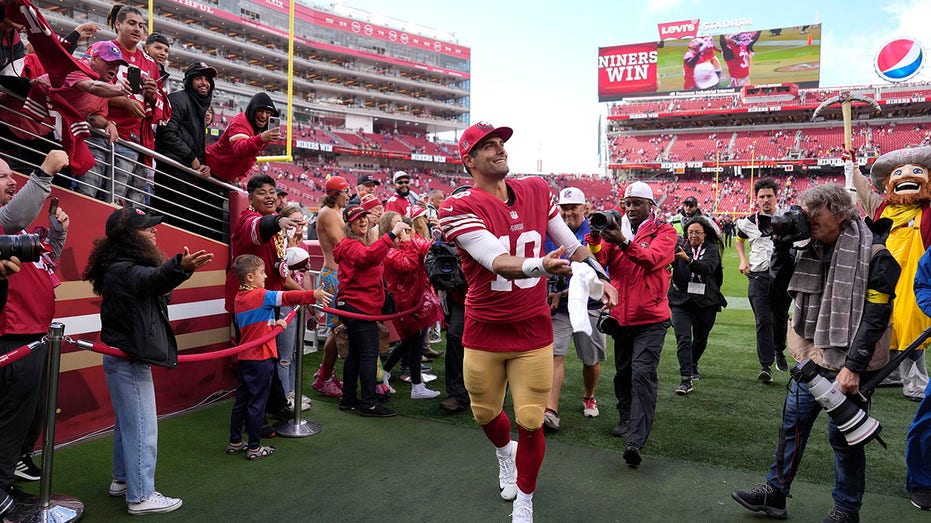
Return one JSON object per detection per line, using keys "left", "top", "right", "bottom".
{"left": 658, "top": 20, "right": 699, "bottom": 41}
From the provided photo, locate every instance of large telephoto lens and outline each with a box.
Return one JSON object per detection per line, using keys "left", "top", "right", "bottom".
{"left": 0, "top": 234, "right": 42, "bottom": 263}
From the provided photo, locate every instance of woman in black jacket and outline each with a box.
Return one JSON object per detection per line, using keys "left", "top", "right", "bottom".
{"left": 83, "top": 207, "right": 212, "bottom": 515}
{"left": 669, "top": 216, "right": 727, "bottom": 395}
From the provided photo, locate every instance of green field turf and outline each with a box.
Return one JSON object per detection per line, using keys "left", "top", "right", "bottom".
{"left": 36, "top": 245, "right": 924, "bottom": 521}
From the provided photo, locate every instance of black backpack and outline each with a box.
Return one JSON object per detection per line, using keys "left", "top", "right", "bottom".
{"left": 424, "top": 241, "right": 466, "bottom": 291}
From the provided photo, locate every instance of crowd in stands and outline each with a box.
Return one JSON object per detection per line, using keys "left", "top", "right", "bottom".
{"left": 609, "top": 122, "right": 931, "bottom": 165}
{"left": 609, "top": 82, "right": 931, "bottom": 117}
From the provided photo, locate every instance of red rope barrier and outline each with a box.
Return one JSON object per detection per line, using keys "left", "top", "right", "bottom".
{"left": 78, "top": 310, "right": 297, "bottom": 362}
{"left": 317, "top": 302, "right": 420, "bottom": 321}
{"left": 0, "top": 341, "right": 44, "bottom": 368}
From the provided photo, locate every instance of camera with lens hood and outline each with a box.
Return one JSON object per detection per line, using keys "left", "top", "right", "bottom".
{"left": 790, "top": 359, "right": 882, "bottom": 446}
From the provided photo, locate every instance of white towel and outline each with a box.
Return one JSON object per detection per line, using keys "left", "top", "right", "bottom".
{"left": 568, "top": 262, "right": 604, "bottom": 335}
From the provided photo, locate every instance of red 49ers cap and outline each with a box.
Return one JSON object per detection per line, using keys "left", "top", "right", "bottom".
{"left": 458, "top": 121, "right": 513, "bottom": 160}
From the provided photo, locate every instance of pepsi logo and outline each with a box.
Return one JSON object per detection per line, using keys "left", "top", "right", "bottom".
{"left": 874, "top": 38, "right": 925, "bottom": 83}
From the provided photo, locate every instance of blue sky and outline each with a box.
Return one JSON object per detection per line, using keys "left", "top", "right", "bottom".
{"left": 335, "top": 0, "right": 931, "bottom": 174}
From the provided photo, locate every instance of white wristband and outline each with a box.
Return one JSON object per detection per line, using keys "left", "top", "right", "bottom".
{"left": 521, "top": 257, "right": 547, "bottom": 278}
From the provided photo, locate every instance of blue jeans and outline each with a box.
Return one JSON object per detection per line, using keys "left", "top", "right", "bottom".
{"left": 766, "top": 376, "right": 866, "bottom": 513}
{"left": 103, "top": 356, "right": 158, "bottom": 503}
{"left": 276, "top": 311, "right": 298, "bottom": 397}
{"left": 907, "top": 379, "right": 931, "bottom": 491}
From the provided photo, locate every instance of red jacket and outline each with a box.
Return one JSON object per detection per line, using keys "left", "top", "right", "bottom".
{"left": 586, "top": 216, "right": 677, "bottom": 327}
{"left": 333, "top": 234, "right": 393, "bottom": 315}
{"left": 206, "top": 112, "right": 269, "bottom": 183}
{"left": 384, "top": 237, "right": 442, "bottom": 338}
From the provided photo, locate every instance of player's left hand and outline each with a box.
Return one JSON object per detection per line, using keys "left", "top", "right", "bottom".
{"left": 542, "top": 246, "right": 570, "bottom": 277}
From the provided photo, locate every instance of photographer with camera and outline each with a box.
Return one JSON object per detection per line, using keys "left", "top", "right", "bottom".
{"left": 669, "top": 217, "right": 727, "bottom": 395}
{"left": 585, "top": 181, "right": 677, "bottom": 468}
{"left": 0, "top": 150, "right": 69, "bottom": 517}
{"left": 732, "top": 184, "right": 901, "bottom": 523}
{"left": 541, "top": 187, "right": 608, "bottom": 432}
{"left": 735, "top": 178, "right": 792, "bottom": 383}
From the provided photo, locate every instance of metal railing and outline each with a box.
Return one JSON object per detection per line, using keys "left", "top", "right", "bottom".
{"left": 0, "top": 86, "right": 242, "bottom": 242}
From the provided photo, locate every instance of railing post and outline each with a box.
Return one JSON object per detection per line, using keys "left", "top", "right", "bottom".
{"left": 6, "top": 323, "right": 84, "bottom": 523}
{"left": 273, "top": 306, "right": 323, "bottom": 437}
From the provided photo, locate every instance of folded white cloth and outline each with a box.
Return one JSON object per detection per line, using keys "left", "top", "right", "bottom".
{"left": 568, "top": 262, "right": 603, "bottom": 335}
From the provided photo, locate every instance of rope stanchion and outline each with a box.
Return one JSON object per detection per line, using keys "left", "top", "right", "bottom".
{"left": 72, "top": 310, "right": 297, "bottom": 362}
{"left": 318, "top": 302, "right": 420, "bottom": 321}
{"left": 0, "top": 340, "right": 44, "bottom": 368}
{"left": 6, "top": 323, "right": 84, "bottom": 523}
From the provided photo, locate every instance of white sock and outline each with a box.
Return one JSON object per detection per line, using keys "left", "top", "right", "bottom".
{"left": 496, "top": 441, "right": 513, "bottom": 457}
{"left": 516, "top": 489, "right": 533, "bottom": 502}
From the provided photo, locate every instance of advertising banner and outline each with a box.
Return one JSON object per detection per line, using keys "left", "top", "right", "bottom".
{"left": 658, "top": 20, "right": 700, "bottom": 41}
{"left": 599, "top": 23, "right": 821, "bottom": 101}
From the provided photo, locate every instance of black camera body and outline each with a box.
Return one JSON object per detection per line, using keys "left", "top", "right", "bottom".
{"left": 757, "top": 205, "right": 810, "bottom": 242}
{"left": 0, "top": 234, "right": 41, "bottom": 263}
{"left": 590, "top": 209, "right": 623, "bottom": 232}
{"left": 595, "top": 309, "right": 619, "bottom": 335}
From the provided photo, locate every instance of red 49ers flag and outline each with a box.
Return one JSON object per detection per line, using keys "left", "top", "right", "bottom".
{"left": 2, "top": 0, "right": 97, "bottom": 87}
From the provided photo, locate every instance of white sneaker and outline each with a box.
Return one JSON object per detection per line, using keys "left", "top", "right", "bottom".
{"left": 108, "top": 480, "right": 127, "bottom": 497}
{"left": 127, "top": 492, "right": 182, "bottom": 515}
{"left": 497, "top": 440, "right": 518, "bottom": 501}
{"left": 422, "top": 373, "right": 438, "bottom": 383}
{"left": 582, "top": 397, "right": 600, "bottom": 418}
{"left": 410, "top": 383, "right": 441, "bottom": 399}
{"left": 511, "top": 496, "right": 533, "bottom": 523}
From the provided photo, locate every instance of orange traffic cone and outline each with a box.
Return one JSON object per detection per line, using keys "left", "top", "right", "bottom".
{"left": 807, "top": 33, "right": 812, "bottom": 46}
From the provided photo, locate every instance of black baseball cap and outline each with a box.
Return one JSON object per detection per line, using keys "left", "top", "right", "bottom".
{"left": 683, "top": 196, "right": 698, "bottom": 205}
{"left": 276, "top": 188, "right": 288, "bottom": 196}
{"left": 105, "top": 207, "right": 162, "bottom": 238}
{"left": 357, "top": 173, "right": 380, "bottom": 186}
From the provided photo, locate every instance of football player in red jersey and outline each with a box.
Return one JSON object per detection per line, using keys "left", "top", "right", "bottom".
{"left": 720, "top": 31, "right": 761, "bottom": 87}
{"left": 439, "top": 122, "right": 617, "bottom": 522}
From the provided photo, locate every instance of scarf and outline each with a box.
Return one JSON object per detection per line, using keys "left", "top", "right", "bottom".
{"left": 787, "top": 218, "right": 871, "bottom": 350}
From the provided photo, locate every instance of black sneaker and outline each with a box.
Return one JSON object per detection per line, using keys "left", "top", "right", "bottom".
{"left": 0, "top": 491, "right": 13, "bottom": 518}
{"left": 14, "top": 454, "right": 41, "bottom": 481}
{"left": 260, "top": 425, "right": 277, "bottom": 439}
{"left": 3, "top": 484, "right": 36, "bottom": 504}
{"left": 338, "top": 399, "right": 361, "bottom": 411}
{"left": 820, "top": 506, "right": 859, "bottom": 522}
{"left": 731, "top": 483, "right": 787, "bottom": 519}
{"left": 623, "top": 444, "right": 642, "bottom": 468}
{"left": 360, "top": 404, "right": 397, "bottom": 418}
{"left": 675, "top": 379, "right": 693, "bottom": 395}
{"left": 758, "top": 366, "right": 774, "bottom": 384}
{"left": 911, "top": 488, "right": 931, "bottom": 510}
{"left": 775, "top": 352, "right": 789, "bottom": 372}
{"left": 611, "top": 419, "right": 630, "bottom": 438}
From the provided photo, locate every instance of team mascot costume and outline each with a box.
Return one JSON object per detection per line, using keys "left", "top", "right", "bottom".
{"left": 847, "top": 146, "right": 931, "bottom": 401}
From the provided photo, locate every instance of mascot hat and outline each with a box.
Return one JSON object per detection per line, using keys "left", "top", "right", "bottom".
{"left": 870, "top": 146, "right": 931, "bottom": 192}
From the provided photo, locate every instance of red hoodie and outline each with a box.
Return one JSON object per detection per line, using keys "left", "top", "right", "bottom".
{"left": 333, "top": 233, "right": 394, "bottom": 315}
